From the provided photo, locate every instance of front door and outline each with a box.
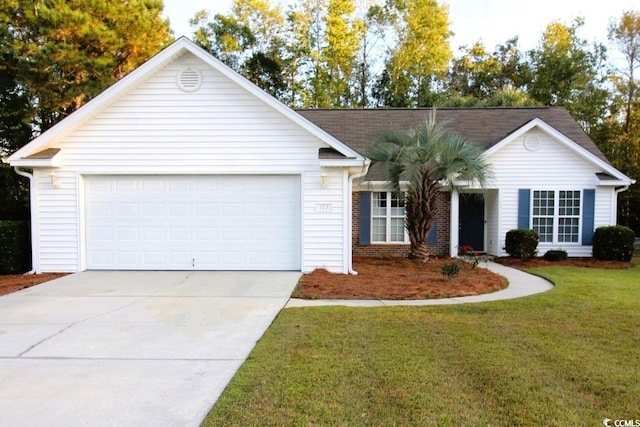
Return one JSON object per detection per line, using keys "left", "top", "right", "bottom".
{"left": 459, "top": 194, "right": 485, "bottom": 252}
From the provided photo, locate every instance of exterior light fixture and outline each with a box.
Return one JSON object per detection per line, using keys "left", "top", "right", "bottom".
{"left": 50, "top": 170, "right": 60, "bottom": 188}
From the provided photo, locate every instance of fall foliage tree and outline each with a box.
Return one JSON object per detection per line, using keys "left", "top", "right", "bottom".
{"left": 372, "top": 0, "right": 452, "bottom": 106}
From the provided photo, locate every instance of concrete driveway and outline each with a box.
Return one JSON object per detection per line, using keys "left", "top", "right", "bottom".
{"left": 0, "top": 271, "right": 300, "bottom": 427}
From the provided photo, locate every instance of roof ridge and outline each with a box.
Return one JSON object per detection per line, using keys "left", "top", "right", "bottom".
{"left": 295, "top": 106, "right": 559, "bottom": 112}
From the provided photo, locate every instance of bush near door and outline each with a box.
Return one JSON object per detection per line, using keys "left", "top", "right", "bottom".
{"left": 593, "top": 225, "right": 635, "bottom": 262}
{"left": 504, "top": 229, "right": 539, "bottom": 260}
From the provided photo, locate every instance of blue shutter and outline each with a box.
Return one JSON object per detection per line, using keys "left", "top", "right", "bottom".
{"left": 427, "top": 222, "right": 438, "bottom": 246}
{"left": 518, "top": 189, "right": 531, "bottom": 229}
{"left": 359, "top": 192, "right": 371, "bottom": 245}
{"left": 582, "top": 189, "right": 595, "bottom": 245}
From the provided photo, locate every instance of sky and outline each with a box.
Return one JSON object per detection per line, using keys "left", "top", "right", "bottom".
{"left": 162, "top": 0, "right": 637, "bottom": 60}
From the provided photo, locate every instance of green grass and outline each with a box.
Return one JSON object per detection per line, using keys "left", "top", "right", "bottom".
{"left": 203, "top": 260, "right": 640, "bottom": 426}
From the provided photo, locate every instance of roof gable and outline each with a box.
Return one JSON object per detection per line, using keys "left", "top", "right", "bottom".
{"left": 484, "top": 118, "right": 632, "bottom": 183}
{"left": 9, "top": 37, "right": 363, "bottom": 164}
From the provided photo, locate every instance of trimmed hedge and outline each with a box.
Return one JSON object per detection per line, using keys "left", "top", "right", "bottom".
{"left": 0, "top": 221, "right": 31, "bottom": 274}
{"left": 592, "top": 225, "right": 635, "bottom": 262}
{"left": 504, "top": 229, "right": 539, "bottom": 260}
{"left": 543, "top": 249, "right": 568, "bottom": 261}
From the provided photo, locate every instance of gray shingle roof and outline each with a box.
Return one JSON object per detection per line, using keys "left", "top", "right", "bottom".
{"left": 299, "top": 107, "right": 608, "bottom": 181}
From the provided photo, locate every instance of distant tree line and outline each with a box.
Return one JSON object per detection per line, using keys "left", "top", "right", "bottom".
{"left": 0, "top": 0, "right": 638, "bottom": 234}
{"left": 190, "top": 0, "right": 640, "bottom": 233}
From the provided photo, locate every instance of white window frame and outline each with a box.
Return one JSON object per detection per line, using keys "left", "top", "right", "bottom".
{"left": 531, "top": 190, "right": 582, "bottom": 245}
{"left": 371, "top": 191, "right": 409, "bottom": 244}
{"left": 557, "top": 190, "right": 581, "bottom": 243}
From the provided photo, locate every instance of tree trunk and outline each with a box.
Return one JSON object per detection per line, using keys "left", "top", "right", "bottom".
{"left": 405, "top": 182, "right": 439, "bottom": 260}
{"left": 409, "top": 240, "right": 431, "bottom": 260}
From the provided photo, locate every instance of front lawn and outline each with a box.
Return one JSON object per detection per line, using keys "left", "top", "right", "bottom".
{"left": 203, "top": 259, "right": 640, "bottom": 426}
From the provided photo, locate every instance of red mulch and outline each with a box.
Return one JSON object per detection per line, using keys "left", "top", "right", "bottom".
{"left": 494, "top": 257, "right": 633, "bottom": 269}
{"left": 0, "top": 273, "right": 67, "bottom": 297}
{"left": 294, "top": 256, "right": 508, "bottom": 300}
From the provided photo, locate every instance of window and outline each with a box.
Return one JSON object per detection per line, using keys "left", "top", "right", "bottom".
{"left": 532, "top": 190, "right": 554, "bottom": 242}
{"left": 532, "top": 190, "right": 581, "bottom": 244}
{"left": 558, "top": 190, "right": 580, "bottom": 243}
{"left": 372, "top": 192, "right": 406, "bottom": 243}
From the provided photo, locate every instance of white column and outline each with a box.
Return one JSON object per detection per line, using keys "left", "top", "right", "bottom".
{"left": 450, "top": 189, "right": 459, "bottom": 257}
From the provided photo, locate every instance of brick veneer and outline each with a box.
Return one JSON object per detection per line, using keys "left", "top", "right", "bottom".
{"left": 352, "top": 191, "right": 451, "bottom": 257}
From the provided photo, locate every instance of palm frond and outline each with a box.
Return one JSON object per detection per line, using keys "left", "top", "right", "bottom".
{"left": 368, "top": 109, "right": 493, "bottom": 258}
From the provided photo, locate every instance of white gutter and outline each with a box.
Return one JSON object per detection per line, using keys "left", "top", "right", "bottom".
{"left": 13, "top": 167, "right": 38, "bottom": 275}
{"left": 347, "top": 159, "right": 371, "bottom": 275}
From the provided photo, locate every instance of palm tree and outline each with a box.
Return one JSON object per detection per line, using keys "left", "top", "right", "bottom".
{"left": 369, "top": 112, "right": 492, "bottom": 259}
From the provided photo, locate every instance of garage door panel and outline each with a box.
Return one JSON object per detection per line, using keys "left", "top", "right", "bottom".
{"left": 85, "top": 175, "right": 300, "bottom": 270}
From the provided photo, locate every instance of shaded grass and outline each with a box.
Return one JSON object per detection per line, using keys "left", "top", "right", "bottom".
{"left": 203, "top": 260, "right": 640, "bottom": 426}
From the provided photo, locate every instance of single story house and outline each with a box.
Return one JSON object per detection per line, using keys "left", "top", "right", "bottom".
{"left": 5, "top": 38, "right": 635, "bottom": 274}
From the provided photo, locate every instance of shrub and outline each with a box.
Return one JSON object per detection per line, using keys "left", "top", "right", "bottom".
{"left": 592, "top": 225, "right": 635, "bottom": 262}
{"left": 0, "top": 220, "right": 31, "bottom": 274}
{"left": 504, "top": 229, "right": 539, "bottom": 260}
{"left": 543, "top": 249, "right": 568, "bottom": 261}
{"left": 441, "top": 261, "right": 461, "bottom": 279}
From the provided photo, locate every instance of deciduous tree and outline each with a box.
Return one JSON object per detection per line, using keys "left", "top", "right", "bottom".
{"left": 372, "top": 0, "right": 452, "bottom": 107}
{"left": 528, "top": 19, "right": 610, "bottom": 131}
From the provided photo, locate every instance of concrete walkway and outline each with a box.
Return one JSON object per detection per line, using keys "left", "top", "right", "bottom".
{"left": 0, "top": 271, "right": 300, "bottom": 427}
{"left": 286, "top": 261, "right": 554, "bottom": 308}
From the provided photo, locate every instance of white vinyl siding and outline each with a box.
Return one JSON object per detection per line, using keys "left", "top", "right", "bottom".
{"left": 484, "top": 129, "right": 616, "bottom": 257}
{"left": 30, "top": 52, "right": 349, "bottom": 273}
{"left": 33, "top": 169, "right": 80, "bottom": 272}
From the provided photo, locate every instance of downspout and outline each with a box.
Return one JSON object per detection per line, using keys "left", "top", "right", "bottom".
{"left": 614, "top": 185, "right": 630, "bottom": 224}
{"left": 347, "top": 159, "right": 371, "bottom": 275}
{"left": 13, "top": 167, "right": 38, "bottom": 275}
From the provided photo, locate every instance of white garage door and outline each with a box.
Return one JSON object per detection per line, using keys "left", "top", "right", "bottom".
{"left": 85, "top": 175, "right": 301, "bottom": 270}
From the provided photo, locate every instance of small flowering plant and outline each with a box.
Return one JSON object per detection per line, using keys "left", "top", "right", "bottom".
{"left": 459, "top": 245, "right": 475, "bottom": 256}
{"left": 458, "top": 245, "right": 493, "bottom": 269}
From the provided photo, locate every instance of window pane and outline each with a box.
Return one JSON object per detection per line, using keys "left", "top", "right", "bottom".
{"left": 373, "top": 192, "right": 387, "bottom": 216}
{"left": 533, "top": 217, "right": 554, "bottom": 242}
{"left": 558, "top": 218, "right": 579, "bottom": 242}
{"left": 390, "top": 193, "right": 404, "bottom": 216}
{"left": 372, "top": 218, "right": 386, "bottom": 242}
{"left": 560, "top": 190, "right": 580, "bottom": 216}
{"left": 390, "top": 218, "right": 405, "bottom": 242}
{"left": 533, "top": 190, "right": 555, "bottom": 216}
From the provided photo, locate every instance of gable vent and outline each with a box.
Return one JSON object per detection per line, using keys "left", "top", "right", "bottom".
{"left": 523, "top": 135, "right": 542, "bottom": 152}
{"left": 177, "top": 68, "right": 202, "bottom": 92}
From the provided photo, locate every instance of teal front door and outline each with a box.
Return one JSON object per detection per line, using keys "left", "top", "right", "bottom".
{"left": 459, "top": 194, "right": 485, "bottom": 251}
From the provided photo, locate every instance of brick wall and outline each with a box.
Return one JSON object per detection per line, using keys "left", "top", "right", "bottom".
{"left": 352, "top": 191, "right": 451, "bottom": 257}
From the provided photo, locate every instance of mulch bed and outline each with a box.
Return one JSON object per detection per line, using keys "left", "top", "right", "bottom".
{"left": 294, "top": 256, "right": 508, "bottom": 300}
{"left": 0, "top": 273, "right": 67, "bottom": 297}
{"left": 494, "top": 257, "right": 633, "bottom": 269}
